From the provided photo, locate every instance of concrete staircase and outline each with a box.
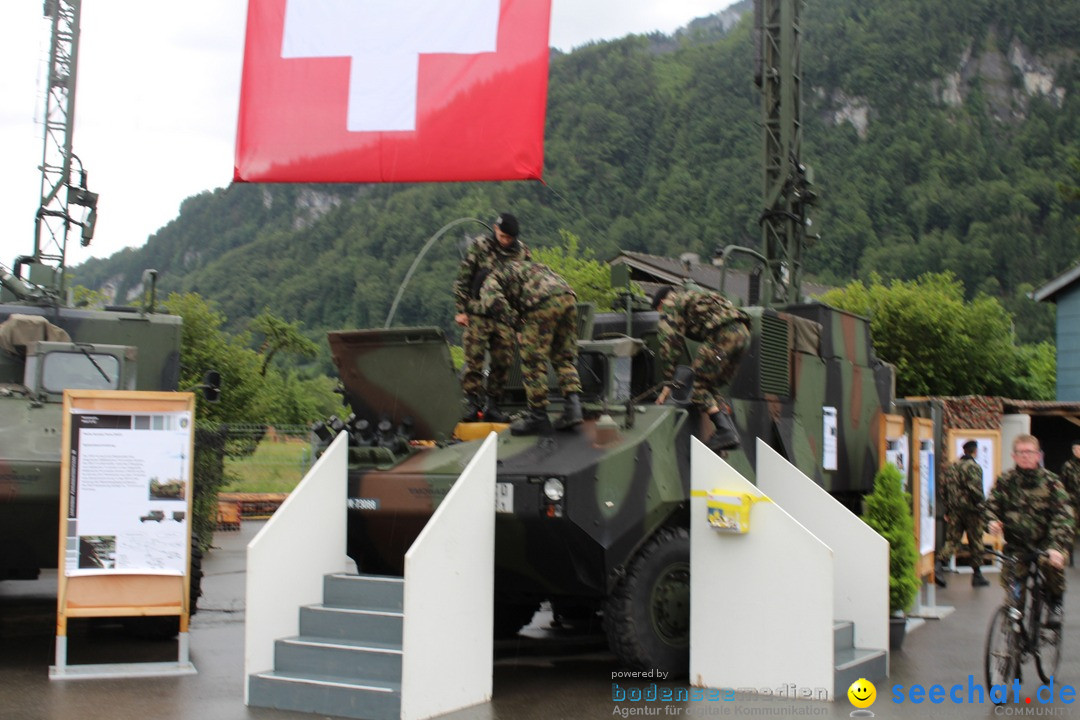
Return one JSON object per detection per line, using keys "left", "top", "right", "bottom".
{"left": 833, "top": 620, "right": 887, "bottom": 699}
{"left": 248, "top": 573, "right": 404, "bottom": 720}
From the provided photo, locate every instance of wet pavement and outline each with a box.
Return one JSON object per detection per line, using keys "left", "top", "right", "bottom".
{"left": 2, "top": 522, "right": 1080, "bottom": 720}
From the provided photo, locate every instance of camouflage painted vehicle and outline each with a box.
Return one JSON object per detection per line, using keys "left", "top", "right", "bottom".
{"left": 316, "top": 285, "right": 894, "bottom": 676}
{"left": 0, "top": 269, "right": 183, "bottom": 583}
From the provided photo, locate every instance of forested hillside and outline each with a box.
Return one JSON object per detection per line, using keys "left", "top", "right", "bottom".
{"left": 73, "top": 0, "right": 1080, "bottom": 353}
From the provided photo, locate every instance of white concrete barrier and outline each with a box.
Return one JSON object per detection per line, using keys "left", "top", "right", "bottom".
{"left": 689, "top": 438, "right": 835, "bottom": 699}
{"left": 244, "top": 432, "right": 349, "bottom": 703}
{"left": 400, "top": 432, "right": 497, "bottom": 720}
{"left": 756, "top": 439, "right": 889, "bottom": 661}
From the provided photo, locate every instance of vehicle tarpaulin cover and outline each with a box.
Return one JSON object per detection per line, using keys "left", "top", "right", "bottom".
{"left": 234, "top": 0, "right": 551, "bottom": 183}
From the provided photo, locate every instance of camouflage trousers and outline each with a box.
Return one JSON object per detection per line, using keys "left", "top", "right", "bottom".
{"left": 690, "top": 322, "right": 751, "bottom": 410}
{"left": 461, "top": 315, "right": 516, "bottom": 398}
{"left": 1000, "top": 548, "right": 1066, "bottom": 598}
{"left": 519, "top": 294, "right": 582, "bottom": 408}
{"left": 941, "top": 512, "right": 987, "bottom": 571}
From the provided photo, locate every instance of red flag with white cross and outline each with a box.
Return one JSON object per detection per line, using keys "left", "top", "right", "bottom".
{"left": 234, "top": 0, "right": 552, "bottom": 183}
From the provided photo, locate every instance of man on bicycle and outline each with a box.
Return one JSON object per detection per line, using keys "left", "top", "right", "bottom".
{"left": 986, "top": 434, "right": 1075, "bottom": 626}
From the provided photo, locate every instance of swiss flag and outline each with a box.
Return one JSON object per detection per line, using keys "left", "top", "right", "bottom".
{"left": 234, "top": 0, "right": 552, "bottom": 183}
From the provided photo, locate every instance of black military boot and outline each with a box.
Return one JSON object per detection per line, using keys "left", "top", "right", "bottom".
{"left": 483, "top": 396, "right": 510, "bottom": 423}
{"left": 461, "top": 394, "right": 482, "bottom": 422}
{"left": 1046, "top": 597, "right": 1064, "bottom": 628}
{"left": 972, "top": 570, "right": 989, "bottom": 587}
{"left": 510, "top": 407, "right": 553, "bottom": 436}
{"left": 554, "top": 393, "right": 583, "bottom": 431}
{"left": 706, "top": 409, "right": 740, "bottom": 452}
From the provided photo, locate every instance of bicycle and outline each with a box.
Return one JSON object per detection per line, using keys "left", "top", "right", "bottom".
{"left": 983, "top": 550, "right": 1064, "bottom": 695}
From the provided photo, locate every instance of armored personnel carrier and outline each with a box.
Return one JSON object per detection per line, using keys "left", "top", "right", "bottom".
{"left": 315, "top": 285, "right": 894, "bottom": 675}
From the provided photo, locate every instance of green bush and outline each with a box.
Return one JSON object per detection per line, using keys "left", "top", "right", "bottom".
{"left": 861, "top": 463, "right": 920, "bottom": 614}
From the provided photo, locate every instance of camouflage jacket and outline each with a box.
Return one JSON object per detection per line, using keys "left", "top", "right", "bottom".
{"left": 1060, "top": 457, "right": 1080, "bottom": 509}
{"left": 985, "top": 466, "right": 1074, "bottom": 555}
{"left": 940, "top": 456, "right": 985, "bottom": 517}
{"left": 478, "top": 261, "right": 575, "bottom": 326}
{"left": 657, "top": 289, "right": 749, "bottom": 379}
{"left": 454, "top": 235, "right": 531, "bottom": 315}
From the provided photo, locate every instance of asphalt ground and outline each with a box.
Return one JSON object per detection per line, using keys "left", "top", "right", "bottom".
{"left": 2, "top": 522, "right": 1080, "bottom": 720}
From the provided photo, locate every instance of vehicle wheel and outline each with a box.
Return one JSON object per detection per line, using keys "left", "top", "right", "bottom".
{"left": 494, "top": 600, "right": 541, "bottom": 638}
{"left": 985, "top": 606, "right": 1018, "bottom": 695}
{"left": 1035, "top": 603, "right": 1063, "bottom": 684}
{"left": 604, "top": 526, "right": 690, "bottom": 678}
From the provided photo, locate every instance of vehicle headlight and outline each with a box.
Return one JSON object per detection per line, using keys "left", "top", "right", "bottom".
{"left": 543, "top": 477, "right": 565, "bottom": 502}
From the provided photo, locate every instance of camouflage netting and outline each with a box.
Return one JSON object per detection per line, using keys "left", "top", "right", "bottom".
{"left": 924, "top": 395, "right": 1004, "bottom": 430}
{"left": 193, "top": 425, "right": 229, "bottom": 551}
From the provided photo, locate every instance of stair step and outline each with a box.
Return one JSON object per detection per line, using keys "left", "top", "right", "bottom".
{"left": 300, "top": 604, "right": 404, "bottom": 645}
{"left": 833, "top": 620, "right": 854, "bottom": 651}
{"left": 275, "top": 637, "right": 402, "bottom": 683}
{"left": 834, "top": 647, "right": 887, "bottom": 700}
{"left": 249, "top": 670, "right": 401, "bottom": 720}
{"left": 324, "top": 573, "right": 404, "bottom": 612}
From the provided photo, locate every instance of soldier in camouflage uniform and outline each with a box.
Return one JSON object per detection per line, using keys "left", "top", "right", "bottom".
{"left": 453, "top": 213, "right": 531, "bottom": 422}
{"left": 651, "top": 286, "right": 751, "bottom": 452}
{"left": 1059, "top": 440, "right": 1080, "bottom": 565}
{"left": 986, "top": 435, "right": 1075, "bottom": 626}
{"left": 477, "top": 261, "right": 583, "bottom": 436}
{"left": 940, "top": 440, "right": 989, "bottom": 587}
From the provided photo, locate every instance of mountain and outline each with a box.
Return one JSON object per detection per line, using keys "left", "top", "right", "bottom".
{"left": 72, "top": 0, "right": 1080, "bottom": 349}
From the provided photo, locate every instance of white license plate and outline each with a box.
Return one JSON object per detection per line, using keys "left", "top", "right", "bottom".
{"left": 495, "top": 483, "right": 513, "bottom": 513}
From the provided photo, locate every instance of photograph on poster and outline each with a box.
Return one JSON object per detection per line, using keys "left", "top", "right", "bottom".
{"left": 66, "top": 409, "right": 192, "bottom": 577}
{"left": 885, "top": 435, "right": 909, "bottom": 483}
{"left": 948, "top": 431, "right": 999, "bottom": 497}
{"left": 918, "top": 438, "right": 935, "bottom": 556}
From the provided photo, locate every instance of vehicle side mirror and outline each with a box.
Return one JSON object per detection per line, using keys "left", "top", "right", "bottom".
{"left": 201, "top": 370, "right": 221, "bottom": 403}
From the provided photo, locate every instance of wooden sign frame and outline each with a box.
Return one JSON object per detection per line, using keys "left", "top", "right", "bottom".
{"left": 51, "top": 390, "right": 197, "bottom": 679}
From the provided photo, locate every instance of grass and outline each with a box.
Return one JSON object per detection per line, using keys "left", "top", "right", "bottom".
{"left": 222, "top": 436, "right": 312, "bottom": 493}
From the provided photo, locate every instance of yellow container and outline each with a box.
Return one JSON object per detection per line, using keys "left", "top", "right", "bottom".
{"left": 706, "top": 491, "right": 769, "bottom": 534}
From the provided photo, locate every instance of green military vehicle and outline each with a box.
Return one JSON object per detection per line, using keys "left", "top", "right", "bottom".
{"left": 316, "top": 285, "right": 894, "bottom": 676}
{"left": 0, "top": 267, "right": 186, "bottom": 583}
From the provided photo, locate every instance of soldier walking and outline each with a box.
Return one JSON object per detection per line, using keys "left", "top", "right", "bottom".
{"left": 453, "top": 213, "right": 531, "bottom": 423}
{"left": 940, "top": 440, "right": 989, "bottom": 587}
{"left": 477, "top": 261, "right": 583, "bottom": 436}
{"left": 1059, "top": 440, "right": 1080, "bottom": 565}
{"left": 987, "top": 434, "right": 1075, "bottom": 626}
{"left": 651, "top": 286, "right": 750, "bottom": 452}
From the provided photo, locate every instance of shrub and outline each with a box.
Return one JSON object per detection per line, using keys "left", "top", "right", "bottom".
{"left": 862, "top": 462, "right": 920, "bottom": 614}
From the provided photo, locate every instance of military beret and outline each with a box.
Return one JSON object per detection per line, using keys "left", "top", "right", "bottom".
{"left": 651, "top": 285, "right": 675, "bottom": 310}
{"left": 494, "top": 213, "right": 519, "bottom": 238}
{"left": 962, "top": 440, "right": 978, "bottom": 453}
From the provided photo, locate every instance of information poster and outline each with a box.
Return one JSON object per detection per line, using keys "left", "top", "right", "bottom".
{"left": 918, "top": 438, "right": 935, "bottom": 556}
{"left": 65, "top": 409, "right": 193, "bottom": 577}
{"left": 885, "top": 434, "right": 909, "bottom": 485}
{"left": 822, "top": 406, "right": 838, "bottom": 471}
{"left": 951, "top": 436, "right": 994, "bottom": 498}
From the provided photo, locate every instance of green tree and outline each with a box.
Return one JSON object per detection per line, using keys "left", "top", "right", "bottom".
{"left": 820, "top": 273, "right": 1025, "bottom": 397}
{"left": 249, "top": 309, "right": 319, "bottom": 376}
{"left": 533, "top": 231, "right": 618, "bottom": 309}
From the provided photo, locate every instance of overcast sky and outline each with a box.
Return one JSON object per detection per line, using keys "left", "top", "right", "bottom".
{"left": 0, "top": 1, "right": 733, "bottom": 266}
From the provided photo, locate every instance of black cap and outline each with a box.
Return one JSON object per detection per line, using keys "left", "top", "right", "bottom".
{"left": 651, "top": 285, "right": 675, "bottom": 310}
{"left": 494, "top": 213, "right": 519, "bottom": 238}
{"left": 962, "top": 440, "right": 978, "bottom": 453}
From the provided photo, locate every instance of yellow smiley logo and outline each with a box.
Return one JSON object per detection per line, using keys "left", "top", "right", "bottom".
{"left": 848, "top": 678, "right": 876, "bottom": 708}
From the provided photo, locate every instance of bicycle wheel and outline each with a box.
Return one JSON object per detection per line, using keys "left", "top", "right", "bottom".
{"left": 986, "top": 606, "right": 1019, "bottom": 693}
{"left": 1035, "top": 599, "right": 1063, "bottom": 684}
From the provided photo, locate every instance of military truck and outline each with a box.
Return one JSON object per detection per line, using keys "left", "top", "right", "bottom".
{"left": 0, "top": 270, "right": 187, "bottom": 582}
{"left": 315, "top": 284, "right": 894, "bottom": 676}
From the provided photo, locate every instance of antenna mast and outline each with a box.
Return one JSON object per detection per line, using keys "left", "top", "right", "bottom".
{"left": 30, "top": 0, "right": 97, "bottom": 297}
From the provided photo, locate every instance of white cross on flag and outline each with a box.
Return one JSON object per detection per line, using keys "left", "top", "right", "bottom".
{"left": 235, "top": 0, "right": 552, "bottom": 183}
